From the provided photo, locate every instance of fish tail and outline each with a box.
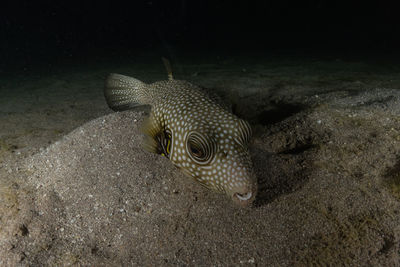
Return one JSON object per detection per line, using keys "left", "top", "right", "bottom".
{"left": 104, "top": 73, "right": 148, "bottom": 111}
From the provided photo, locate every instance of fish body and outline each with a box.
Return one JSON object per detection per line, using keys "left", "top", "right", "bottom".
{"left": 104, "top": 73, "right": 257, "bottom": 206}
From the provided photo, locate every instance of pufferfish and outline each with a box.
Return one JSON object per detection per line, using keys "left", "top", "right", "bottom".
{"left": 104, "top": 63, "right": 257, "bottom": 206}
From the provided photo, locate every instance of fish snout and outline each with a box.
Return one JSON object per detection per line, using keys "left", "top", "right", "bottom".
{"left": 230, "top": 177, "right": 257, "bottom": 207}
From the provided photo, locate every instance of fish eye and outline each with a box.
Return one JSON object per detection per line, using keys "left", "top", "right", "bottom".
{"left": 188, "top": 142, "right": 204, "bottom": 158}
{"left": 186, "top": 131, "right": 215, "bottom": 165}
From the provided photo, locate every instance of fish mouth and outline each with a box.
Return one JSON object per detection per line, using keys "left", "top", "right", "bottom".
{"left": 230, "top": 178, "right": 258, "bottom": 206}
{"left": 235, "top": 192, "right": 253, "bottom": 201}
{"left": 232, "top": 190, "right": 256, "bottom": 207}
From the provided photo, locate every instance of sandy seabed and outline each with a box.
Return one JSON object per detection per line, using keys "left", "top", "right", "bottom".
{"left": 0, "top": 57, "right": 400, "bottom": 266}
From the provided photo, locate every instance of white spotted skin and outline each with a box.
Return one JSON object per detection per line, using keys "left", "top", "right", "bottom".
{"left": 146, "top": 80, "right": 257, "bottom": 206}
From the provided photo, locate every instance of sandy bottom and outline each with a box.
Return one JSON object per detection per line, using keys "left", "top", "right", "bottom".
{"left": 1, "top": 57, "right": 400, "bottom": 265}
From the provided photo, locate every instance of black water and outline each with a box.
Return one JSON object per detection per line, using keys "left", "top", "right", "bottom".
{"left": 1, "top": 1, "right": 399, "bottom": 77}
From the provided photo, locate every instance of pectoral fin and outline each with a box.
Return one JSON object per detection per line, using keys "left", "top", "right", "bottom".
{"left": 141, "top": 113, "right": 162, "bottom": 154}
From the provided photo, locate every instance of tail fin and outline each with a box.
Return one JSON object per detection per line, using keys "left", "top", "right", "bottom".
{"left": 104, "top": 73, "right": 147, "bottom": 111}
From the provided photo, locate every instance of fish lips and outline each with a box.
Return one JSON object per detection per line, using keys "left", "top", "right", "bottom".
{"left": 230, "top": 180, "right": 258, "bottom": 207}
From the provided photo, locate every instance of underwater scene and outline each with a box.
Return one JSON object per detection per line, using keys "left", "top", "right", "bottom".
{"left": 0, "top": 1, "right": 399, "bottom": 266}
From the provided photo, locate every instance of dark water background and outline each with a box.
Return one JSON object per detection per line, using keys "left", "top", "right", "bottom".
{"left": 1, "top": 1, "right": 399, "bottom": 76}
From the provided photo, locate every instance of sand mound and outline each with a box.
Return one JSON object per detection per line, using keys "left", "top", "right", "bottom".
{"left": 1, "top": 89, "right": 400, "bottom": 266}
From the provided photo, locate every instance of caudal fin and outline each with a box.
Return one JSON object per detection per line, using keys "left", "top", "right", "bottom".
{"left": 104, "top": 73, "right": 147, "bottom": 111}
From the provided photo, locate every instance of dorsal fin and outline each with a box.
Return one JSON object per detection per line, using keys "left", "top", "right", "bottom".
{"left": 162, "top": 57, "right": 174, "bottom": 80}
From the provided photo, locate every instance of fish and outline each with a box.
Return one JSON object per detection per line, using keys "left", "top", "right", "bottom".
{"left": 104, "top": 61, "right": 257, "bottom": 206}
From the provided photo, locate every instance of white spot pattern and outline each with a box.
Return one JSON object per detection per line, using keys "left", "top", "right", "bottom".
{"left": 145, "top": 80, "right": 256, "bottom": 202}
